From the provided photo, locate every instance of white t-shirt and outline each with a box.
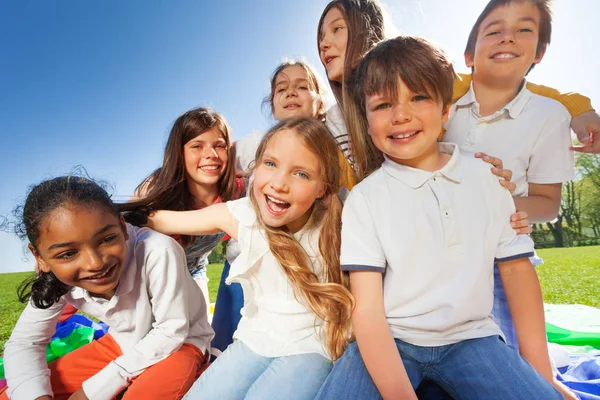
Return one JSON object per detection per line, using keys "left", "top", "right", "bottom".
{"left": 444, "top": 82, "right": 574, "bottom": 197}
{"left": 325, "top": 104, "right": 351, "bottom": 163}
{"left": 340, "top": 144, "right": 534, "bottom": 347}
{"left": 5, "top": 224, "right": 213, "bottom": 400}
{"left": 225, "top": 197, "right": 328, "bottom": 359}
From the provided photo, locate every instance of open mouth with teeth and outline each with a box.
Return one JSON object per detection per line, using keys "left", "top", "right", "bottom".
{"left": 265, "top": 194, "right": 291, "bottom": 215}
{"left": 199, "top": 165, "right": 222, "bottom": 173}
{"left": 389, "top": 130, "right": 421, "bottom": 141}
{"left": 82, "top": 264, "right": 116, "bottom": 282}
{"left": 284, "top": 103, "right": 301, "bottom": 109}
{"left": 490, "top": 52, "right": 519, "bottom": 60}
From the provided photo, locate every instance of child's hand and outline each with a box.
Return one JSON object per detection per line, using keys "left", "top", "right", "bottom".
{"left": 510, "top": 211, "right": 532, "bottom": 235}
{"left": 68, "top": 388, "right": 89, "bottom": 400}
{"left": 552, "top": 377, "right": 579, "bottom": 400}
{"left": 475, "top": 153, "right": 516, "bottom": 194}
{"left": 570, "top": 111, "right": 600, "bottom": 154}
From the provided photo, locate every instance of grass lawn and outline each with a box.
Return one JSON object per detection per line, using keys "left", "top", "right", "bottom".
{"left": 0, "top": 246, "right": 599, "bottom": 353}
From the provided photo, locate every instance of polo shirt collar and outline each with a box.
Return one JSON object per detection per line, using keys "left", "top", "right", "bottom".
{"left": 69, "top": 224, "right": 137, "bottom": 302}
{"left": 381, "top": 143, "right": 462, "bottom": 189}
{"left": 455, "top": 80, "right": 532, "bottom": 119}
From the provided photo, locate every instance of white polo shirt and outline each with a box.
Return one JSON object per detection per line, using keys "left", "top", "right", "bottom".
{"left": 341, "top": 144, "right": 534, "bottom": 346}
{"left": 5, "top": 224, "right": 214, "bottom": 400}
{"left": 225, "top": 197, "right": 329, "bottom": 359}
{"left": 444, "top": 82, "right": 574, "bottom": 197}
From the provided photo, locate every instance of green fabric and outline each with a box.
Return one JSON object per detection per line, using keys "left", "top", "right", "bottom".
{"left": 545, "top": 304, "right": 600, "bottom": 350}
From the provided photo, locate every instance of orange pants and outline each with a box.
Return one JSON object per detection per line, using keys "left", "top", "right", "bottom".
{"left": 0, "top": 334, "right": 206, "bottom": 400}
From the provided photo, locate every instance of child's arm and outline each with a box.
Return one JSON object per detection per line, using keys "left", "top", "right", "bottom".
{"left": 570, "top": 110, "right": 600, "bottom": 154}
{"left": 498, "top": 258, "right": 577, "bottom": 399}
{"left": 4, "top": 300, "right": 66, "bottom": 400}
{"left": 498, "top": 258, "right": 552, "bottom": 379}
{"left": 350, "top": 271, "right": 417, "bottom": 400}
{"left": 81, "top": 244, "right": 205, "bottom": 399}
{"left": 513, "top": 183, "right": 562, "bottom": 223}
{"left": 147, "top": 202, "right": 238, "bottom": 240}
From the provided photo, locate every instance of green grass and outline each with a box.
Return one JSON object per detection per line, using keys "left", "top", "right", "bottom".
{"left": 536, "top": 246, "right": 600, "bottom": 308}
{"left": 1, "top": 247, "right": 599, "bottom": 353}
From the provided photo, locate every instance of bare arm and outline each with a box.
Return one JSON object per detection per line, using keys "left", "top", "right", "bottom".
{"left": 350, "top": 271, "right": 417, "bottom": 400}
{"left": 513, "top": 183, "right": 562, "bottom": 223}
{"left": 147, "top": 203, "right": 239, "bottom": 240}
{"left": 498, "top": 257, "right": 553, "bottom": 380}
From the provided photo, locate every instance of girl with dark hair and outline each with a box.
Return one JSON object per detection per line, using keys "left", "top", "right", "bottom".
{"left": 1, "top": 176, "right": 213, "bottom": 400}
{"left": 125, "top": 107, "right": 244, "bottom": 310}
{"left": 148, "top": 118, "right": 354, "bottom": 400}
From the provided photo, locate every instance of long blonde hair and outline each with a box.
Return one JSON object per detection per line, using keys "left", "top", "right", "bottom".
{"left": 249, "top": 118, "right": 354, "bottom": 360}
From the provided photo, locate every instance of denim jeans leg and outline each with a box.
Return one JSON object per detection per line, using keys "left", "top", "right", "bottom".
{"left": 211, "top": 260, "right": 244, "bottom": 352}
{"left": 433, "top": 336, "right": 562, "bottom": 400}
{"left": 245, "top": 352, "right": 332, "bottom": 400}
{"left": 314, "top": 341, "right": 382, "bottom": 400}
{"left": 183, "top": 340, "right": 270, "bottom": 400}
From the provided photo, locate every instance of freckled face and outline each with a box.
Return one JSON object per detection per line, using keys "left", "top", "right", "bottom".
{"left": 252, "top": 129, "right": 326, "bottom": 233}
{"left": 33, "top": 204, "right": 129, "bottom": 300}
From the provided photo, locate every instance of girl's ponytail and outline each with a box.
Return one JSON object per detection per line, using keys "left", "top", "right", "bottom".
{"left": 18, "top": 270, "right": 70, "bottom": 309}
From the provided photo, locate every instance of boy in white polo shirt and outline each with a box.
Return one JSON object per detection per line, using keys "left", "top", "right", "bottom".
{"left": 444, "top": 0, "right": 575, "bottom": 349}
{"left": 315, "top": 36, "right": 575, "bottom": 400}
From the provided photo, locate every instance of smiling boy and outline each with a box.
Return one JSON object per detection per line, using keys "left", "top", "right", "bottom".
{"left": 444, "top": 0, "right": 575, "bottom": 349}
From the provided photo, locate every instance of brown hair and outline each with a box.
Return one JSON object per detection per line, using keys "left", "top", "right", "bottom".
{"left": 263, "top": 60, "right": 327, "bottom": 121}
{"left": 464, "top": 0, "right": 552, "bottom": 74}
{"left": 317, "top": 0, "right": 385, "bottom": 108}
{"left": 124, "top": 107, "right": 237, "bottom": 245}
{"left": 347, "top": 36, "right": 456, "bottom": 181}
{"left": 249, "top": 118, "right": 354, "bottom": 360}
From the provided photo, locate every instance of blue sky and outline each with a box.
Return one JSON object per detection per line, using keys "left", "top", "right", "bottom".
{"left": 1, "top": 0, "right": 599, "bottom": 272}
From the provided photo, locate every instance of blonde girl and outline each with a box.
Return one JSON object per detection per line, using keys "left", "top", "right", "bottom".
{"left": 149, "top": 118, "right": 353, "bottom": 400}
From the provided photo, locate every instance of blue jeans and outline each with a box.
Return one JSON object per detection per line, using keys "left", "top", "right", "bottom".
{"left": 315, "top": 336, "right": 562, "bottom": 400}
{"left": 184, "top": 340, "right": 332, "bottom": 400}
{"left": 211, "top": 260, "right": 244, "bottom": 352}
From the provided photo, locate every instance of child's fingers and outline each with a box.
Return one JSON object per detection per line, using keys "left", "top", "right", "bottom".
{"left": 498, "top": 177, "right": 516, "bottom": 194}
{"left": 475, "top": 152, "right": 504, "bottom": 169}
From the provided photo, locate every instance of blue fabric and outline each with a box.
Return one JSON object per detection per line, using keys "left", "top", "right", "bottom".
{"left": 53, "top": 313, "right": 109, "bottom": 341}
{"left": 210, "top": 260, "right": 244, "bottom": 352}
{"left": 316, "top": 336, "right": 562, "bottom": 400}
{"left": 184, "top": 340, "right": 332, "bottom": 400}
{"left": 557, "top": 355, "right": 600, "bottom": 400}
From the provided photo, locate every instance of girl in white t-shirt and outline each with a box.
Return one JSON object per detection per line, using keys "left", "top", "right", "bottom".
{"left": 2, "top": 176, "right": 213, "bottom": 400}
{"left": 148, "top": 117, "right": 354, "bottom": 400}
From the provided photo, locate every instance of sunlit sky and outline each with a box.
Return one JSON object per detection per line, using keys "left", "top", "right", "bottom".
{"left": 1, "top": 0, "right": 598, "bottom": 272}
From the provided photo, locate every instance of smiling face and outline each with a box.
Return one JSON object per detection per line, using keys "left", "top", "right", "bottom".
{"left": 252, "top": 129, "right": 326, "bottom": 233}
{"left": 183, "top": 128, "right": 228, "bottom": 189}
{"left": 319, "top": 6, "right": 348, "bottom": 83}
{"left": 467, "top": 1, "right": 544, "bottom": 84}
{"left": 366, "top": 78, "right": 449, "bottom": 172}
{"left": 32, "top": 203, "right": 129, "bottom": 300}
{"left": 272, "top": 65, "right": 322, "bottom": 121}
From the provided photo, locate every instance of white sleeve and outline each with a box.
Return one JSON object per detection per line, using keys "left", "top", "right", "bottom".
{"left": 5, "top": 299, "right": 66, "bottom": 400}
{"left": 340, "top": 188, "right": 386, "bottom": 272}
{"left": 233, "top": 131, "right": 265, "bottom": 174}
{"left": 527, "top": 108, "right": 574, "bottom": 184}
{"left": 82, "top": 246, "right": 192, "bottom": 399}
